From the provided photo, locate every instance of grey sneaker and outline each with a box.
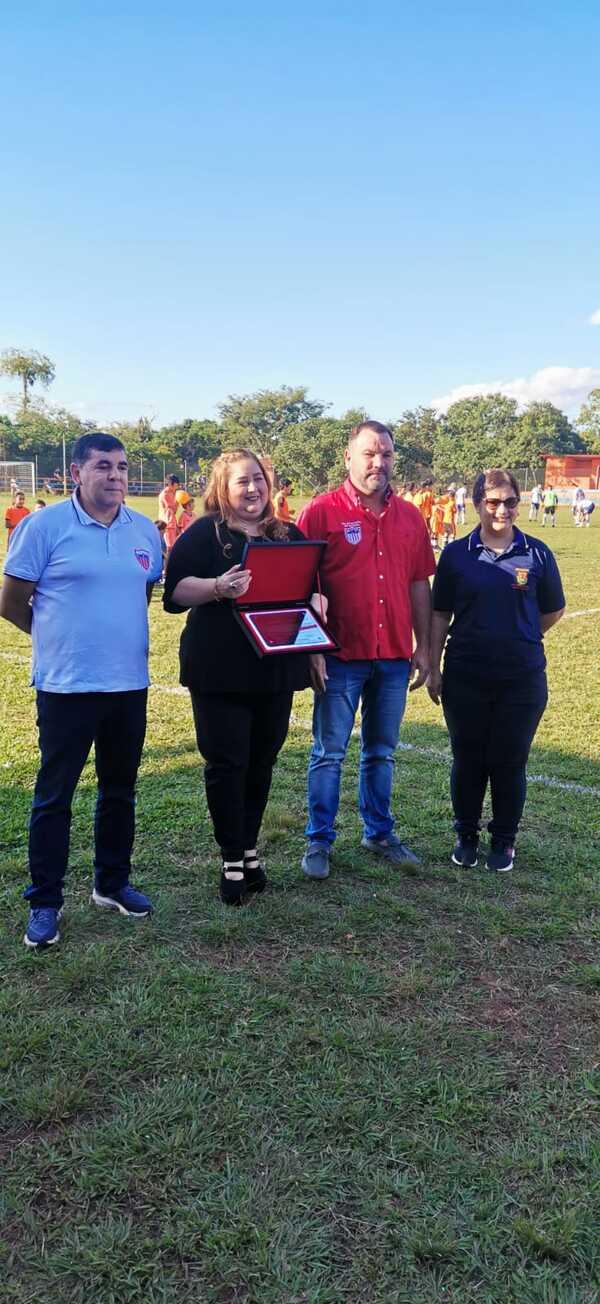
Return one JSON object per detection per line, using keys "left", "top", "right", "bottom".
{"left": 302, "top": 842, "right": 331, "bottom": 879}
{"left": 361, "top": 833, "right": 421, "bottom": 867}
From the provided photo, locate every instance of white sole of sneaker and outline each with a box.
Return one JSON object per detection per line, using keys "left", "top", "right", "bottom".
{"left": 451, "top": 854, "right": 478, "bottom": 868}
{"left": 486, "top": 860, "right": 514, "bottom": 873}
{"left": 90, "top": 890, "right": 150, "bottom": 917}
{"left": 24, "top": 909, "right": 63, "bottom": 949}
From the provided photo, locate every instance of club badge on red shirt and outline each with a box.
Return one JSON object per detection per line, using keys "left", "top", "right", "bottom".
{"left": 343, "top": 521, "right": 362, "bottom": 545}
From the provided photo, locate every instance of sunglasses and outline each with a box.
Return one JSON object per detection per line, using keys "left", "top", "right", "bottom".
{"left": 484, "top": 497, "right": 519, "bottom": 511}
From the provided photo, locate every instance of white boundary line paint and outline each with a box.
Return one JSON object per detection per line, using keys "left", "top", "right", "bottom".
{"left": 563, "top": 607, "right": 600, "bottom": 619}
{"left": 1, "top": 656, "right": 598, "bottom": 799}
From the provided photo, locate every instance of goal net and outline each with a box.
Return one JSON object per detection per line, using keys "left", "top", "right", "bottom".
{"left": 0, "top": 461, "right": 35, "bottom": 496}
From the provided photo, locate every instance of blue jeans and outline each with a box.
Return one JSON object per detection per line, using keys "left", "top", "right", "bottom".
{"left": 305, "top": 657, "right": 411, "bottom": 845}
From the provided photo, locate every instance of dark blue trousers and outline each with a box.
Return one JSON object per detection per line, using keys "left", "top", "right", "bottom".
{"left": 441, "top": 666, "right": 547, "bottom": 843}
{"left": 25, "top": 689, "right": 148, "bottom": 908}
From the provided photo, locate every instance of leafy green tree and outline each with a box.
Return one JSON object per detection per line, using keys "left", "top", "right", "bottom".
{"left": 156, "top": 419, "right": 223, "bottom": 470}
{"left": 393, "top": 407, "right": 439, "bottom": 481}
{"left": 576, "top": 388, "right": 600, "bottom": 453}
{"left": 0, "top": 348, "right": 55, "bottom": 412}
{"left": 275, "top": 417, "right": 350, "bottom": 492}
{"left": 433, "top": 394, "right": 519, "bottom": 484}
{"left": 506, "top": 401, "right": 584, "bottom": 470}
{"left": 218, "top": 386, "right": 327, "bottom": 457}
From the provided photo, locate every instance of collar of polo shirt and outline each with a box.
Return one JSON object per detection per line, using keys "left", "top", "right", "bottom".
{"left": 71, "top": 489, "right": 132, "bottom": 527}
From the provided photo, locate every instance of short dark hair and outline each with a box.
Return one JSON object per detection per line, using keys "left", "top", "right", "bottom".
{"left": 166, "top": 474, "right": 181, "bottom": 486}
{"left": 280, "top": 478, "right": 292, "bottom": 488}
{"left": 472, "top": 467, "right": 520, "bottom": 507}
{"left": 348, "top": 419, "right": 394, "bottom": 445}
{"left": 71, "top": 432, "right": 126, "bottom": 465}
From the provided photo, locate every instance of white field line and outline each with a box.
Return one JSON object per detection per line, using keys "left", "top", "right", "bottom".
{"left": 2, "top": 655, "right": 598, "bottom": 799}
{"left": 563, "top": 607, "right": 600, "bottom": 619}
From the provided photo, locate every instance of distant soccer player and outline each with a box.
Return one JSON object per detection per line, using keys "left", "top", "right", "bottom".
{"left": 455, "top": 484, "right": 467, "bottom": 525}
{"left": 542, "top": 484, "right": 558, "bottom": 527}
{"left": 528, "top": 484, "right": 542, "bottom": 521}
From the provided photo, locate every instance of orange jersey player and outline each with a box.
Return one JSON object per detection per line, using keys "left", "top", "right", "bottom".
{"left": 273, "top": 479, "right": 295, "bottom": 522}
{"left": 5, "top": 492, "right": 30, "bottom": 546}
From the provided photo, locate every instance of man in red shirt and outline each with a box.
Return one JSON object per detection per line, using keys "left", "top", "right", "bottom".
{"left": 297, "top": 420, "right": 435, "bottom": 879}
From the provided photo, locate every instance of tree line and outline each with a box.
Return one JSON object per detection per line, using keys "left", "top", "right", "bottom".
{"left": 2, "top": 349, "right": 600, "bottom": 490}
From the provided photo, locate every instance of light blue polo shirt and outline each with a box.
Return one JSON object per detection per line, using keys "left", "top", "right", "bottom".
{"left": 4, "top": 493, "right": 163, "bottom": 693}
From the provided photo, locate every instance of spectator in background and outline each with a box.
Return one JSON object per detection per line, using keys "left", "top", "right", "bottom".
{"left": 5, "top": 491, "right": 30, "bottom": 546}
{"left": 273, "top": 478, "right": 296, "bottom": 523}
{"left": 34, "top": 499, "right": 46, "bottom": 512}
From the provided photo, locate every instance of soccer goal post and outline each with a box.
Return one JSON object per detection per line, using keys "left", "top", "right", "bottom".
{"left": 0, "top": 461, "right": 35, "bottom": 497}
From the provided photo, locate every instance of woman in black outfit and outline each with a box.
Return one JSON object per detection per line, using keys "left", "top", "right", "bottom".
{"left": 163, "top": 448, "right": 311, "bottom": 904}
{"left": 427, "top": 467, "right": 565, "bottom": 874}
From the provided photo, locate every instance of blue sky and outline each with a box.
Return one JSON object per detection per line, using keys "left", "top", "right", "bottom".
{"left": 2, "top": 0, "right": 600, "bottom": 426}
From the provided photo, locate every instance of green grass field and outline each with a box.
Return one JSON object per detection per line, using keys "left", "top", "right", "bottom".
{"left": 1, "top": 495, "right": 600, "bottom": 1302}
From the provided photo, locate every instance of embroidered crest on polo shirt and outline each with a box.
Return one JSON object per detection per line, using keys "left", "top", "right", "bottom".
{"left": 134, "top": 549, "right": 151, "bottom": 571}
{"left": 343, "top": 521, "right": 362, "bottom": 545}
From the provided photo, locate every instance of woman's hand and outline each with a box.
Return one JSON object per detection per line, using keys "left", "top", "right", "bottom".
{"left": 427, "top": 668, "right": 443, "bottom": 705}
{"left": 216, "top": 564, "right": 252, "bottom": 600}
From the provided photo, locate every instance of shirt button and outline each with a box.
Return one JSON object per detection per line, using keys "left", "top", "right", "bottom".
{"left": 379, "top": 574, "right": 384, "bottom": 579}
{"left": 379, "top": 623, "right": 384, "bottom": 628}
{"left": 379, "top": 598, "right": 384, "bottom": 604}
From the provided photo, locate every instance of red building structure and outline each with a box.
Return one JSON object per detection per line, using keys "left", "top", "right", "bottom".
{"left": 543, "top": 453, "right": 600, "bottom": 489}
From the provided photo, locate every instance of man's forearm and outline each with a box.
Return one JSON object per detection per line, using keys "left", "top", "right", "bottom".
{"left": 0, "top": 577, "right": 35, "bottom": 634}
{"left": 0, "top": 594, "right": 32, "bottom": 633}
{"left": 410, "top": 579, "right": 432, "bottom": 650}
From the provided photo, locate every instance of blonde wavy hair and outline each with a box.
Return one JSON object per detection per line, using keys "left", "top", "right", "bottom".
{"left": 204, "top": 448, "right": 287, "bottom": 550}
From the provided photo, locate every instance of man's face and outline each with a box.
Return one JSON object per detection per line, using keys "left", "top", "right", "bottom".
{"left": 71, "top": 447, "right": 128, "bottom": 515}
{"left": 15, "top": 492, "right": 25, "bottom": 507}
{"left": 345, "top": 429, "right": 395, "bottom": 497}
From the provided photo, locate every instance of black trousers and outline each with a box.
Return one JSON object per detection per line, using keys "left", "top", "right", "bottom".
{"left": 190, "top": 690, "right": 294, "bottom": 861}
{"left": 26, "top": 689, "right": 148, "bottom": 908}
{"left": 441, "top": 665, "right": 548, "bottom": 843}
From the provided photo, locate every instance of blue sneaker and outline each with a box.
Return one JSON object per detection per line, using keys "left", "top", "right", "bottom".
{"left": 301, "top": 842, "right": 331, "bottom": 879}
{"left": 361, "top": 833, "right": 421, "bottom": 868}
{"left": 24, "top": 907, "right": 62, "bottom": 949}
{"left": 91, "top": 884, "right": 153, "bottom": 916}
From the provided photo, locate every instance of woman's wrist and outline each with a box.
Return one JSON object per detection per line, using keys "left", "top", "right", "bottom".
{"left": 213, "top": 576, "right": 222, "bottom": 602}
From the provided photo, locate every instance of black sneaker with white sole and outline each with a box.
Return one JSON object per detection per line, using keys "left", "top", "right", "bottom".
{"left": 486, "top": 840, "right": 515, "bottom": 873}
{"left": 451, "top": 836, "right": 479, "bottom": 868}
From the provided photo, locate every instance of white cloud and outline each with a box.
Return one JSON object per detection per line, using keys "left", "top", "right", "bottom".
{"left": 589, "top": 309, "right": 600, "bottom": 326}
{"left": 431, "top": 366, "right": 600, "bottom": 414}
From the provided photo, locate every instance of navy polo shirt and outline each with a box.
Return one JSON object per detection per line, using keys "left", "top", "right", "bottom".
{"left": 432, "top": 526, "right": 565, "bottom": 678}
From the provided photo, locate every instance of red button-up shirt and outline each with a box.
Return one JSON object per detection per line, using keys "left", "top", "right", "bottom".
{"left": 298, "top": 479, "right": 435, "bottom": 661}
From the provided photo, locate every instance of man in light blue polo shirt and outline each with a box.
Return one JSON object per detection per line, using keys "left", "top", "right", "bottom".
{"left": 0, "top": 432, "right": 163, "bottom": 948}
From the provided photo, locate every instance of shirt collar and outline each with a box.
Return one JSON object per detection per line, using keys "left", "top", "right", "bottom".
{"left": 71, "top": 489, "right": 132, "bottom": 527}
{"left": 468, "top": 524, "right": 528, "bottom": 556}
{"left": 343, "top": 477, "right": 393, "bottom": 511}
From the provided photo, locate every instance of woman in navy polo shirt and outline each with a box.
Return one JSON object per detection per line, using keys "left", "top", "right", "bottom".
{"left": 427, "top": 468, "right": 565, "bottom": 872}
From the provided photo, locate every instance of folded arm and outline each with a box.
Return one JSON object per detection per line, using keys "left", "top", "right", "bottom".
{"left": 0, "top": 576, "right": 36, "bottom": 634}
